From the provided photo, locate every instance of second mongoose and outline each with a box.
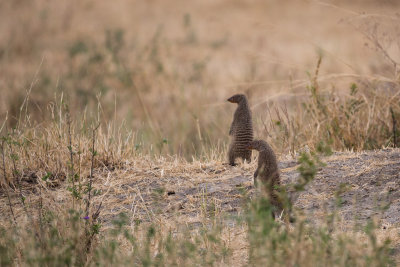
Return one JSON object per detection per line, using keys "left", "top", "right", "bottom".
{"left": 227, "top": 94, "right": 253, "bottom": 166}
{"left": 248, "top": 139, "right": 284, "bottom": 217}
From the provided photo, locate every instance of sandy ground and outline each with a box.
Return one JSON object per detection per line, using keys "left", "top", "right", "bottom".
{"left": 89, "top": 149, "right": 400, "bottom": 228}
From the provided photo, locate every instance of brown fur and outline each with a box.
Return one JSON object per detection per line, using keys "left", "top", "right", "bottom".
{"left": 227, "top": 94, "right": 253, "bottom": 166}
{"left": 248, "top": 139, "right": 283, "bottom": 217}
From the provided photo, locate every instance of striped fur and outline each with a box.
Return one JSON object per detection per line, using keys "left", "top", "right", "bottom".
{"left": 227, "top": 94, "right": 253, "bottom": 165}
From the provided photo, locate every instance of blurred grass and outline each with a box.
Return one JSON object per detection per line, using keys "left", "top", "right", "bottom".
{"left": 1, "top": 0, "right": 399, "bottom": 160}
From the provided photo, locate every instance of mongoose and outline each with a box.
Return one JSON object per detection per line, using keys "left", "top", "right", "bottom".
{"left": 248, "top": 139, "right": 284, "bottom": 217}
{"left": 227, "top": 94, "right": 253, "bottom": 166}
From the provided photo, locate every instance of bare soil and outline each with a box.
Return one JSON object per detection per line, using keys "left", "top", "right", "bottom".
{"left": 91, "top": 148, "right": 400, "bottom": 233}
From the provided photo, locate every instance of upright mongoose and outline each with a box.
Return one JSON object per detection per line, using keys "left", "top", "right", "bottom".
{"left": 248, "top": 139, "right": 284, "bottom": 217}
{"left": 227, "top": 94, "right": 253, "bottom": 166}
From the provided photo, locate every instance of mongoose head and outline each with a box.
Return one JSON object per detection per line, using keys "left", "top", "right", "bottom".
{"left": 227, "top": 94, "right": 247, "bottom": 104}
{"left": 247, "top": 140, "right": 267, "bottom": 151}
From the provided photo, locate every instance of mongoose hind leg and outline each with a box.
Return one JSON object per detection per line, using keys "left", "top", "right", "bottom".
{"left": 271, "top": 197, "right": 284, "bottom": 219}
{"left": 228, "top": 146, "right": 237, "bottom": 166}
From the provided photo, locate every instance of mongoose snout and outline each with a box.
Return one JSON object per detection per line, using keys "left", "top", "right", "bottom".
{"left": 246, "top": 142, "right": 256, "bottom": 150}
{"left": 227, "top": 96, "right": 235, "bottom": 103}
{"left": 227, "top": 94, "right": 245, "bottom": 104}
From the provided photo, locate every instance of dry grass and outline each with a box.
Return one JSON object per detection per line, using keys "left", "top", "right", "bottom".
{"left": 0, "top": 0, "right": 400, "bottom": 266}
{"left": 0, "top": 112, "right": 398, "bottom": 265}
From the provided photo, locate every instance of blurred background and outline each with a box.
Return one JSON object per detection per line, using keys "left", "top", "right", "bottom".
{"left": 0, "top": 0, "right": 399, "bottom": 159}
